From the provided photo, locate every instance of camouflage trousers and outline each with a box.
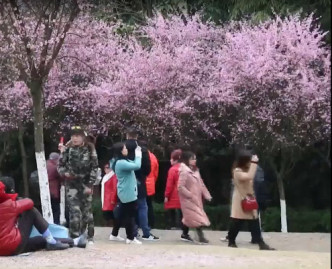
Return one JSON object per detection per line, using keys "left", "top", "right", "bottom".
{"left": 65, "top": 179, "right": 93, "bottom": 238}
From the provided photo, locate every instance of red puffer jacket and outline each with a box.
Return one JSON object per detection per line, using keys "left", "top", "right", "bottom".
{"left": 0, "top": 182, "right": 34, "bottom": 256}
{"left": 101, "top": 172, "right": 118, "bottom": 211}
{"left": 164, "top": 163, "right": 181, "bottom": 209}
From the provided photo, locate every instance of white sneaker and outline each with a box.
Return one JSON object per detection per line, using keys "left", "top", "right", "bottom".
{"left": 126, "top": 238, "right": 142, "bottom": 245}
{"left": 109, "top": 234, "right": 125, "bottom": 241}
{"left": 88, "top": 240, "right": 94, "bottom": 245}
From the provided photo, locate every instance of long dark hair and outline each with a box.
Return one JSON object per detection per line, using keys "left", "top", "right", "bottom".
{"left": 180, "top": 151, "right": 197, "bottom": 170}
{"left": 232, "top": 149, "right": 252, "bottom": 175}
{"left": 111, "top": 142, "right": 126, "bottom": 170}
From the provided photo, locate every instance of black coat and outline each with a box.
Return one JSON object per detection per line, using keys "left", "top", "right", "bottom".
{"left": 125, "top": 139, "right": 151, "bottom": 199}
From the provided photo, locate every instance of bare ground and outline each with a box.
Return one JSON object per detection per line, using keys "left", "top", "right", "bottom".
{"left": 1, "top": 228, "right": 330, "bottom": 269}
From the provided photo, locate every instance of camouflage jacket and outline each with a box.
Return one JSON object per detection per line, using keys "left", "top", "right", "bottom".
{"left": 58, "top": 142, "right": 98, "bottom": 185}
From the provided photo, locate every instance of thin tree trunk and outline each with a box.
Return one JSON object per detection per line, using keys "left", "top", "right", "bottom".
{"left": 18, "top": 124, "right": 29, "bottom": 197}
{"left": 276, "top": 174, "right": 288, "bottom": 233}
{"left": 30, "top": 80, "right": 53, "bottom": 223}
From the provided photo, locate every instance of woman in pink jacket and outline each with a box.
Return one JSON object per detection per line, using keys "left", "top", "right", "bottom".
{"left": 178, "top": 151, "right": 212, "bottom": 244}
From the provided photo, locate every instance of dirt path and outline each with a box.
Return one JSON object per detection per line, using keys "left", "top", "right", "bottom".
{"left": 1, "top": 228, "right": 330, "bottom": 269}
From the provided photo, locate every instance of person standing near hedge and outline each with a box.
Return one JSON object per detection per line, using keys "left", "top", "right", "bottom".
{"left": 164, "top": 149, "right": 183, "bottom": 231}
{"left": 58, "top": 126, "right": 98, "bottom": 247}
{"left": 111, "top": 142, "right": 143, "bottom": 244}
{"left": 227, "top": 150, "right": 274, "bottom": 250}
{"left": 178, "top": 151, "right": 212, "bottom": 244}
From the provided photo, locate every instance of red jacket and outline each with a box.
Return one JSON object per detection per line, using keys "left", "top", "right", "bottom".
{"left": 47, "top": 159, "right": 62, "bottom": 200}
{"left": 101, "top": 171, "right": 118, "bottom": 211}
{"left": 146, "top": 152, "right": 159, "bottom": 196}
{"left": 164, "top": 163, "right": 181, "bottom": 209}
{"left": 0, "top": 197, "right": 34, "bottom": 256}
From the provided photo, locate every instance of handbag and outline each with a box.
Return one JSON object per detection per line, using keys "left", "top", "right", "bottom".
{"left": 233, "top": 175, "right": 258, "bottom": 212}
{"left": 241, "top": 194, "right": 258, "bottom": 211}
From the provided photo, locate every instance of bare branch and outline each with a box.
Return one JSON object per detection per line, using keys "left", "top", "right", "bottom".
{"left": 45, "top": 0, "right": 80, "bottom": 76}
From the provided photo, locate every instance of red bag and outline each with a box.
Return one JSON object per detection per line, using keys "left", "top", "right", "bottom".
{"left": 241, "top": 194, "right": 258, "bottom": 211}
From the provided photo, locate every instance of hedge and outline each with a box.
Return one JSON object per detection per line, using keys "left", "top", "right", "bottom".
{"left": 92, "top": 199, "right": 331, "bottom": 233}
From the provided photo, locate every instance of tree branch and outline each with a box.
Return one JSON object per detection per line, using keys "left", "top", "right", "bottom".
{"left": 45, "top": 0, "right": 80, "bottom": 76}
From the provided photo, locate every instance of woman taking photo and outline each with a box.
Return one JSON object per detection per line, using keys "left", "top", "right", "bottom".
{"left": 178, "top": 151, "right": 212, "bottom": 244}
{"left": 110, "top": 142, "right": 142, "bottom": 245}
{"left": 227, "top": 149, "right": 274, "bottom": 250}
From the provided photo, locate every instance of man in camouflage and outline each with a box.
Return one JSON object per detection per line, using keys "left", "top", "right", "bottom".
{"left": 58, "top": 126, "right": 98, "bottom": 246}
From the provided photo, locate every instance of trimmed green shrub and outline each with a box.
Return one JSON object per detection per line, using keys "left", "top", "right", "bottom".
{"left": 92, "top": 198, "right": 331, "bottom": 232}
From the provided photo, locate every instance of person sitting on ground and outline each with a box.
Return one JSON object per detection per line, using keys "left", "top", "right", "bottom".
{"left": 178, "top": 151, "right": 212, "bottom": 244}
{"left": 0, "top": 181, "right": 70, "bottom": 256}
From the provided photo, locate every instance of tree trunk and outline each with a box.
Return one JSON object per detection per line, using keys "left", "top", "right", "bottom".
{"left": 276, "top": 175, "right": 288, "bottom": 233}
{"left": 30, "top": 80, "right": 53, "bottom": 223}
{"left": 18, "top": 124, "right": 29, "bottom": 197}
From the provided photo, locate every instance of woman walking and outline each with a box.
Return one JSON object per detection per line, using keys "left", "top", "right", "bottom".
{"left": 178, "top": 151, "right": 212, "bottom": 244}
{"left": 227, "top": 149, "right": 274, "bottom": 250}
{"left": 164, "top": 149, "right": 190, "bottom": 239}
{"left": 111, "top": 142, "right": 142, "bottom": 244}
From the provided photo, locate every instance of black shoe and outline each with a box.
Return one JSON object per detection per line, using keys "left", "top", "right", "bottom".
{"left": 142, "top": 234, "right": 160, "bottom": 241}
{"left": 259, "top": 241, "right": 275, "bottom": 250}
{"left": 250, "top": 239, "right": 260, "bottom": 244}
{"left": 55, "top": 238, "right": 74, "bottom": 248}
{"left": 198, "top": 237, "right": 209, "bottom": 244}
{"left": 46, "top": 241, "right": 70, "bottom": 251}
{"left": 181, "top": 234, "right": 194, "bottom": 242}
{"left": 228, "top": 242, "right": 238, "bottom": 248}
{"left": 76, "top": 233, "right": 87, "bottom": 248}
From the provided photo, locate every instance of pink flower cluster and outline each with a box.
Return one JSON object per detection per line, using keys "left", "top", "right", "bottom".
{"left": 0, "top": 13, "right": 330, "bottom": 148}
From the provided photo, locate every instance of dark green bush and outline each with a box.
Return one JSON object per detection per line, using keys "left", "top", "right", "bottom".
{"left": 92, "top": 198, "right": 331, "bottom": 232}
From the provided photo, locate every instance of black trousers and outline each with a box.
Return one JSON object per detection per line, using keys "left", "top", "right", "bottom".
{"left": 228, "top": 218, "right": 263, "bottom": 244}
{"left": 51, "top": 198, "right": 60, "bottom": 225}
{"left": 146, "top": 195, "right": 155, "bottom": 228}
{"left": 14, "top": 208, "right": 49, "bottom": 254}
{"left": 166, "top": 209, "right": 182, "bottom": 228}
{"left": 113, "top": 201, "right": 137, "bottom": 240}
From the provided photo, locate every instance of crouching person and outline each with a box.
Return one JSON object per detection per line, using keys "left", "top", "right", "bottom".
{"left": 0, "top": 181, "right": 69, "bottom": 256}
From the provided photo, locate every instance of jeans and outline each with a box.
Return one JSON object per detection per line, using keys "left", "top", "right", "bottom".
{"left": 135, "top": 198, "right": 150, "bottom": 237}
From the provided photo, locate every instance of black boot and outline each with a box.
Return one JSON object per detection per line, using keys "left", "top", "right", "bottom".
{"left": 228, "top": 241, "right": 238, "bottom": 248}
{"left": 197, "top": 228, "right": 209, "bottom": 244}
{"left": 259, "top": 241, "right": 275, "bottom": 250}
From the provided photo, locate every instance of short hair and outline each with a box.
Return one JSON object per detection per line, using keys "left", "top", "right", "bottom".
{"left": 171, "top": 149, "right": 182, "bottom": 161}
{"left": 49, "top": 152, "right": 60, "bottom": 160}
{"left": 126, "top": 126, "right": 139, "bottom": 139}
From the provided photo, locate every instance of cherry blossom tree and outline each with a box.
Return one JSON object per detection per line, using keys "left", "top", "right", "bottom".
{"left": 220, "top": 14, "right": 331, "bottom": 232}
{"left": 0, "top": 1, "right": 81, "bottom": 222}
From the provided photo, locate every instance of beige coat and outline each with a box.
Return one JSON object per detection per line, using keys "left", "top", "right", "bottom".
{"left": 178, "top": 163, "right": 212, "bottom": 228}
{"left": 231, "top": 167, "right": 258, "bottom": 220}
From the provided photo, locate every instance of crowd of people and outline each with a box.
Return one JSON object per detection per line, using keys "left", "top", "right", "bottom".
{"left": 0, "top": 125, "right": 275, "bottom": 256}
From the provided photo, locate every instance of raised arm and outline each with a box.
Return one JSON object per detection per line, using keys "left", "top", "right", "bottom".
{"left": 116, "top": 157, "right": 142, "bottom": 171}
